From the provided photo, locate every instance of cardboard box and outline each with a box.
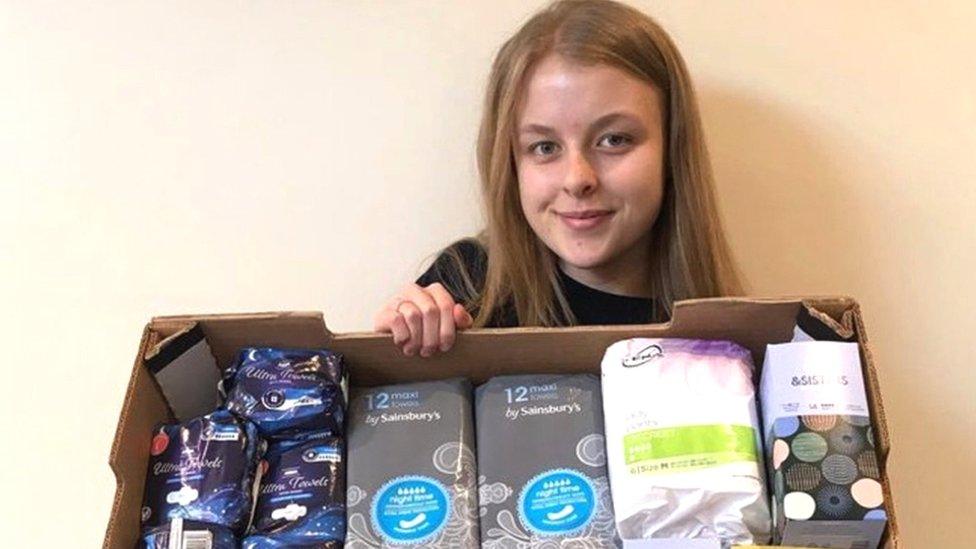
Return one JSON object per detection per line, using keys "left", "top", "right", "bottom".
{"left": 103, "top": 296, "right": 899, "bottom": 548}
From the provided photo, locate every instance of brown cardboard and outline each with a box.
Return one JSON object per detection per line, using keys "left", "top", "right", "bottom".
{"left": 103, "top": 297, "right": 898, "bottom": 548}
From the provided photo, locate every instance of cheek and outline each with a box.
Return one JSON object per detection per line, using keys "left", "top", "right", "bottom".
{"left": 611, "top": 148, "right": 665, "bottom": 219}
{"left": 517, "top": 164, "right": 555, "bottom": 216}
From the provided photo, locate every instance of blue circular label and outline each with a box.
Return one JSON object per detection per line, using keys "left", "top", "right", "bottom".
{"left": 371, "top": 475, "right": 450, "bottom": 544}
{"left": 518, "top": 468, "right": 596, "bottom": 536}
{"left": 262, "top": 389, "right": 285, "bottom": 409}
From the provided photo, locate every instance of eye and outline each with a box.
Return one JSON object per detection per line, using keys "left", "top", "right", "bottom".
{"left": 528, "top": 141, "right": 560, "bottom": 156}
{"left": 597, "top": 133, "right": 632, "bottom": 149}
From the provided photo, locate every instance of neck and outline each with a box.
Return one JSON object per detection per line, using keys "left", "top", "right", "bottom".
{"left": 558, "top": 244, "right": 654, "bottom": 298}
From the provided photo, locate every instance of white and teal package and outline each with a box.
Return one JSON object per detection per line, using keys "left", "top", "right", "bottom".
{"left": 345, "top": 378, "right": 479, "bottom": 548}
{"left": 601, "top": 338, "right": 771, "bottom": 547}
{"left": 475, "top": 374, "right": 617, "bottom": 547}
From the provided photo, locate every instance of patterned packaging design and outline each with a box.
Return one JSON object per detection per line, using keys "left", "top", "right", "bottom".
{"left": 476, "top": 374, "right": 618, "bottom": 548}
{"left": 345, "top": 378, "right": 480, "bottom": 548}
{"left": 139, "top": 409, "right": 261, "bottom": 535}
{"left": 221, "top": 347, "right": 347, "bottom": 440}
{"left": 242, "top": 436, "right": 346, "bottom": 548}
{"left": 771, "top": 415, "right": 887, "bottom": 528}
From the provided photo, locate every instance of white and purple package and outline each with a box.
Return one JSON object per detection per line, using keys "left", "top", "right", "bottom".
{"left": 139, "top": 409, "right": 261, "bottom": 540}
{"left": 601, "top": 338, "right": 771, "bottom": 547}
{"left": 242, "top": 436, "right": 346, "bottom": 549}
{"left": 221, "top": 347, "right": 348, "bottom": 440}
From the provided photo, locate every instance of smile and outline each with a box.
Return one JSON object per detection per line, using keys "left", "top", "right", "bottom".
{"left": 556, "top": 210, "right": 613, "bottom": 231}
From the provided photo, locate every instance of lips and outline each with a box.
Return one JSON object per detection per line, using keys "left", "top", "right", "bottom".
{"left": 556, "top": 209, "right": 613, "bottom": 230}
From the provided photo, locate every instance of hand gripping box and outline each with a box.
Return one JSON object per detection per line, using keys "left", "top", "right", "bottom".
{"left": 102, "top": 297, "right": 900, "bottom": 549}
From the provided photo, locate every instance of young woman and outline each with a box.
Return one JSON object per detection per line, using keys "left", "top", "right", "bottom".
{"left": 374, "top": 0, "right": 741, "bottom": 357}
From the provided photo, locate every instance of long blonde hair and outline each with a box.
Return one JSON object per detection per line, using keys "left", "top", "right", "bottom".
{"left": 451, "top": 0, "right": 741, "bottom": 327}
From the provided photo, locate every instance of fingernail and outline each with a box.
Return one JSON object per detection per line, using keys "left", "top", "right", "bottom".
{"left": 440, "top": 344, "right": 451, "bottom": 352}
{"left": 403, "top": 347, "right": 415, "bottom": 356}
{"left": 420, "top": 348, "right": 432, "bottom": 358}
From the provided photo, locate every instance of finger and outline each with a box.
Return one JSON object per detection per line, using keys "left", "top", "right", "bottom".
{"left": 425, "top": 283, "right": 458, "bottom": 352}
{"left": 389, "top": 311, "right": 411, "bottom": 346}
{"left": 453, "top": 303, "right": 474, "bottom": 330}
{"left": 374, "top": 308, "right": 411, "bottom": 346}
{"left": 401, "top": 284, "right": 441, "bottom": 357}
{"left": 397, "top": 301, "right": 424, "bottom": 356}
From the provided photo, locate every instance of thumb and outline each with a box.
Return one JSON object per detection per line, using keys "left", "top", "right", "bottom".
{"left": 453, "top": 303, "right": 474, "bottom": 329}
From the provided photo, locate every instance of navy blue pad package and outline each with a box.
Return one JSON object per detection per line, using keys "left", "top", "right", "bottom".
{"left": 221, "top": 347, "right": 348, "bottom": 439}
{"left": 138, "top": 519, "right": 237, "bottom": 549}
{"left": 242, "top": 436, "right": 346, "bottom": 549}
{"left": 139, "top": 409, "right": 261, "bottom": 535}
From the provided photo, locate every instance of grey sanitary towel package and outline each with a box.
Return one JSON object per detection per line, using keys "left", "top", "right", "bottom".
{"left": 476, "top": 374, "right": 618, "bottom": 548}
{"left": 345, "top": 378, "right": 480, "bottom": 548}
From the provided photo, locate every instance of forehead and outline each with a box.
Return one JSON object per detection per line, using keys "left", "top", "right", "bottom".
{"left": 517, "top": 53, "right": 662, "bottom": 127}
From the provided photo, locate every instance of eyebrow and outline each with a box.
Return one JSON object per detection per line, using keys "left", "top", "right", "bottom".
{"left": 518, "top": 111, "right": 642, "bottom": 136}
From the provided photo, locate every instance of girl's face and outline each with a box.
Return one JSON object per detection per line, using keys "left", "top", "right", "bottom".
{"left": 515, "top": 54, "right": 665, "bottom": 279}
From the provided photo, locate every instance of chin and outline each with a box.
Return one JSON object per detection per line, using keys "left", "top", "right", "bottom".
{"left": 552, "top": 242, "right": 612, "bottom": 271}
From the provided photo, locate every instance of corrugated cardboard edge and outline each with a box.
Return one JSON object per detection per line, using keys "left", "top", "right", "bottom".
{"left": 335, "top": 295, "right": 812, "bottom": 338}
{"left": 149, "top": 310, "right": 329, "bottom": 334}
{"left": 793, "top": 296, "right": 898, "bottom": 548}
{"left": 144, "top": 322, "right": 199, "bottom": 362}
{"left": 848, "top": 300, "right": 899, "bottom": 547}
{"left": 104, "top": 322, "right": 171, "bottom": 549}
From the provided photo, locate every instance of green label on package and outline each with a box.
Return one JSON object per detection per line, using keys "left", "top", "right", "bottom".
{"left": 623, "top": 424, "right": 757, "bottom": 474}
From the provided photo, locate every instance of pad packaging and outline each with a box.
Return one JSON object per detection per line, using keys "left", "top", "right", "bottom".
{"left": 221, "top": 347, "right": 347, "bottom": 440}
{"left": 601, "top": 338, "right": 771, "bottom": 547}
{"left": 242, "top": 436, "right": 346, "bottom": 548}
{"left": 139, "top": 409, "right": 261, "bottom": 542}
{"left": 345, "top": 378, "right": 479, "bottom": 548}
{"left": 476, "top": 374, "right": 617, "bottom": 547}
{"left": 761, "top": 341, "right": 887, "bottom": 549}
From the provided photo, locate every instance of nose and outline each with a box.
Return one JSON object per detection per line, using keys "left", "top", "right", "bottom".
{"left": 563, "top": 149, "right": 598, "bottom": 198}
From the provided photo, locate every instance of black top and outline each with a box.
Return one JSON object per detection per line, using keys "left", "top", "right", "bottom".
{"left": 416, "top": 239, "right": 664, "bottom": 327}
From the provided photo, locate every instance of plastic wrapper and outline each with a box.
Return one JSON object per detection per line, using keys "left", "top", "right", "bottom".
{"left": 600, "top": 338, "right": 771, "bottom": 547}
{"left": 242, "top": 435, "right": 346, "bottom": 549}
{"left": 139, "top": 409, "right": 261, "bottom": 536}
{"left": 221, "top": 347, "right": 347, "bottom": 440}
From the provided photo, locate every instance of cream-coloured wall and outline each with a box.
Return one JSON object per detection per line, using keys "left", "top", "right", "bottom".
{"left": 1, "top": 1, "right": 972, "bottom": 546}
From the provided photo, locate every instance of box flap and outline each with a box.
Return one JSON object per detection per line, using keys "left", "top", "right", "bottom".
{"left": 150, "top": 311, "right": 331, "bottom": 369}
{"left": 144, "top": 323, "right": 222, "bottom": 421}
{"left": 329, "top": 297, "right": 805, "bottom": 386}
